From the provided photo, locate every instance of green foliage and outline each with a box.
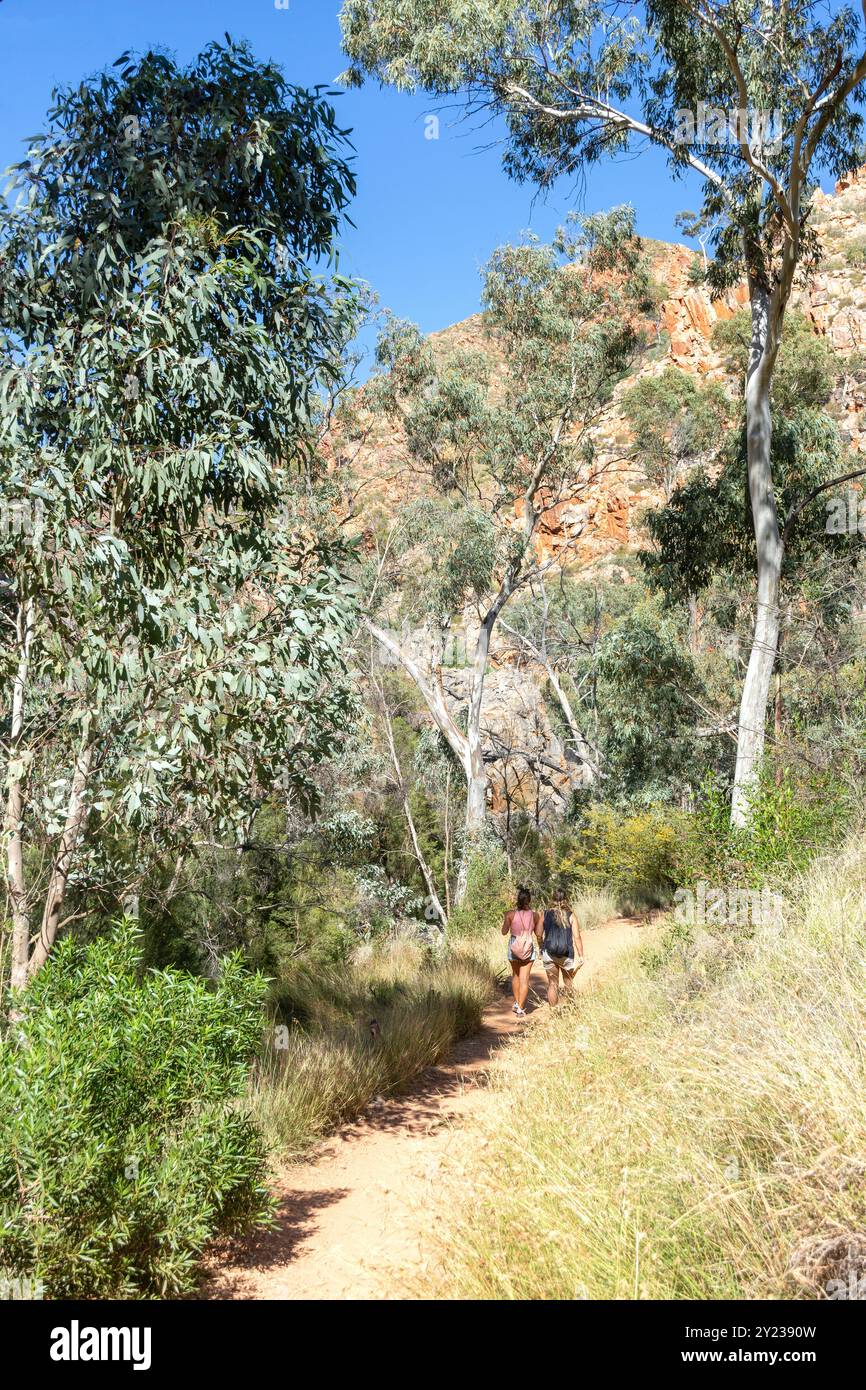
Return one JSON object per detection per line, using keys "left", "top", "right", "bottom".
{"left": 641, "top": 406, "right": 852, "bottom": 604}
{"left": 340, "top": 2, "right": 866, "bottom": 293}
{"left": 675, "top": 768, "right": 854, "bottom": 888}
{"left": 0, "top": 41, "right": 361, "bottom": 955}
{"left": 555, "top": 805, "right": 686, "bottom": 911}
{"left": 594, "top": 604, "right": 706, "bottom": 802}
{"left": 447, "top": 839, "right": 512, "bottom": 937}
{"left": 623, "top": 365, "right": 730, "bottom": 493}
{"left": 0, "top": 923, "right": 270, "bottom": 1297}
{"left": 712, "top": 311, "right": 841, "bottom": 412}
{"left": 359, "top": 210, "right": 649, "bottom": 634}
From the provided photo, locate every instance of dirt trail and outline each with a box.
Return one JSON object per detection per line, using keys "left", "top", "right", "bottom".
{"left": 203, "top": 917, "right": 643, "bottom": 1301}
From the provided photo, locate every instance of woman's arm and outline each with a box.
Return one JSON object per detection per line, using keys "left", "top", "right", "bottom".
{"left": 501, "top": 911, "right": 513, "bottom": 937}
{"left": 534, "top": 911, "right": 544, "bottom": 944}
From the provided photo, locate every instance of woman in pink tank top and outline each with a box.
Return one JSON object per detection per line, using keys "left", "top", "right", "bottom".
{"left": 501, "top": 887, "right": 542, "bottom": 1017}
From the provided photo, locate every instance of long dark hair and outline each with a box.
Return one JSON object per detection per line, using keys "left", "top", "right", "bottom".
{"left": 516, "top": 887, "right": 532, "bottom": 911}
{"left": 550, "top": 886, "right": 571, "bottom": 930}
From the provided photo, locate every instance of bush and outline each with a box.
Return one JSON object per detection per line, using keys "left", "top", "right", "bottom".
{"left": 675, "top": 768, "right": 853, "bottom": 889}
{"left": 0, "top": 923, "right": 271, "bottom": 1298}
{"left": 556, "top": 805, "right": 685, "bottom": 912}
{"left": 447, "top": 839, "right": 513, "bottom": 937}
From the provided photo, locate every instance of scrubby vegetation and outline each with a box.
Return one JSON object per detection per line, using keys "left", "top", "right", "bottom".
{"left": 251, "top": 936, "right": 500, "bottom": 1157}
{"left": 4, "top": 6, "right": 866, "bottom": 1306}
{"left": 0, "top": 926, "right": 270, "bottom": 1299}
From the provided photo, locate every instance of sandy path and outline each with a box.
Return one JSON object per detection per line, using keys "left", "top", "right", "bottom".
{"left": 203, "top": 917, "right": 644, "bottom": 1301}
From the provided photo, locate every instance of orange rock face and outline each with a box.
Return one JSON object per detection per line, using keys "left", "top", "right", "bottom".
{"left": 340, "top": 165, "right": 866, "bottom": 821}
{"left": 341, "top": 163, "right": 866, "bottom": 573}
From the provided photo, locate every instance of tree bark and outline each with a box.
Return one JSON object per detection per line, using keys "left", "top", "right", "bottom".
{"left": 27, "top": 740, "right": 94, "bottom": 978}
{"left": 6, "top": 599, "right": 35, "bottom": 991}
{"left": 731, "top": 283, "right": 785, "bottom": 827}
{"left": 369, "top": 619, "right": 480, "bottom": 907}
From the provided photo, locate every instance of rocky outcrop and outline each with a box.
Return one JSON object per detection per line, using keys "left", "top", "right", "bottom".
{"left": 356, "top": 166, "right": 866, "bottom": 821}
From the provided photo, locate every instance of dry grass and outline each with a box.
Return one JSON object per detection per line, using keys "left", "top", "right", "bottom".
{"left": 250, "top": 934, "right": 502, "bottom": 1159}
{"left": 416, "top": 838, "right": 866, "bottom": 1300}
{"left": 572, "top": 888, "right": 620, "bottom": 931}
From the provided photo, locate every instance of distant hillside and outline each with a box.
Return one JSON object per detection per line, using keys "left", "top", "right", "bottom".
{"left": 346, "top": 164, "right": 866, "bottom": 571}
{"left": 342, "top": 167, "right": 866, "bottom": 818}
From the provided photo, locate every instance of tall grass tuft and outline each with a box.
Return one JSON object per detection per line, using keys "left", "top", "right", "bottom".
{"left": 251, "top": 935, "right": 501, "bottom": 1158}
{"left": 571, "top": 888, "right": 620, "bottom": 931}
{"left": 416, "top": 836, "right": 866, "bottom": 1300}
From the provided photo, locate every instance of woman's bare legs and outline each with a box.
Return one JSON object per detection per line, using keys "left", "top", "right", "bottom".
{"left": 546, "top": 963, "right": 560, "bottom": 1006}
{"left": 546, "top": 963, "right": 576, "bottom": 1006}
{"left": 518, "top": 959, "right": 533, "bottom": 1010}
{"left": 510, "top": 959, "right": 523, "bottom": 1007}
{"left": 510, "top": 959, "right": 533, "bottom": 1010}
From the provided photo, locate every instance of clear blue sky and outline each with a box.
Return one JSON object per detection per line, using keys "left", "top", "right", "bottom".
{"left": 0, "top": 0, "right": 843, "bottom": 367}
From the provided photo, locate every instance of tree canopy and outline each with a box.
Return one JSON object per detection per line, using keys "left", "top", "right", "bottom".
{"left": 1, "top": 40, "right": 361, "bottom": 983}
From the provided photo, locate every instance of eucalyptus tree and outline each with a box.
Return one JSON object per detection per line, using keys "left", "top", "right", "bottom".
{"left": 622, "top": 367, "right": 731, "bottom": 500}
{"left": 356, "top": 210, "right": 648, "bottom": 899}
{"left": 639, "top": 311, "right": 863, "bottom": 789}
{"left": 340, "top": 0, "right": 866, "bottom": 825}
{"left": 0, "top": 41, "right": 359, "bottom": 988}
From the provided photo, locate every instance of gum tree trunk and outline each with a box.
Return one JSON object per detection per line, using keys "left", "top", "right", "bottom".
{"left": 731, "top": 283, "right": 785, "bottom": 828}
{"left": 27, "top": 740, "right": 94, "bottom": 978}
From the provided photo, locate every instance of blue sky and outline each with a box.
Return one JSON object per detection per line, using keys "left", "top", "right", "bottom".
{"left": 0, "top": 0, "right": 846, "bottom": 367}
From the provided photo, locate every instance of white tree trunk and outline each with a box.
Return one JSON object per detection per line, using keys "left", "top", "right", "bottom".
{"left": 375, "top": 678, "right": 448, "bottom": 927}
{"left": 731, "top": 285, "right": 784, "bottom": 828}
{"left": 369, "top": 617, "right": 494, "bottom": 908}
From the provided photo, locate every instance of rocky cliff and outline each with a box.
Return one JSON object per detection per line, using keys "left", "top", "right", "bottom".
{"left": 353, "top": 168, "right": 866, "bottom": 819}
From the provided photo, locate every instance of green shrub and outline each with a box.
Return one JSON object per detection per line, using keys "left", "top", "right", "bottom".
{"left": 675, "top": 768, "right": 853, "bottom": 889}
{"left": 556, "top": 805, "right": 685, "bottom": 911}
{"left": 447, "top": 839, "right": 513, "bottom": 936}
{"left": 0, "top": 923, "right": 271, "bottom": 1298}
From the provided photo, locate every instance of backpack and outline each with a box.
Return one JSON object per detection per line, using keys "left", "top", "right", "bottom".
{"left": 510, "top": 909, "right": 535, "bottom": 962}
{"left": 543, "top": 908, "right": 573, "bottom": 959}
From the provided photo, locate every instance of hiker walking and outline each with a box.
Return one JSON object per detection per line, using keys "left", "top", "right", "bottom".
{"left": 502, "top": 887, "right": 542, "bottom": 1018}
{"left": 542, "top": 888, "right": 584, "bottom": 1006}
